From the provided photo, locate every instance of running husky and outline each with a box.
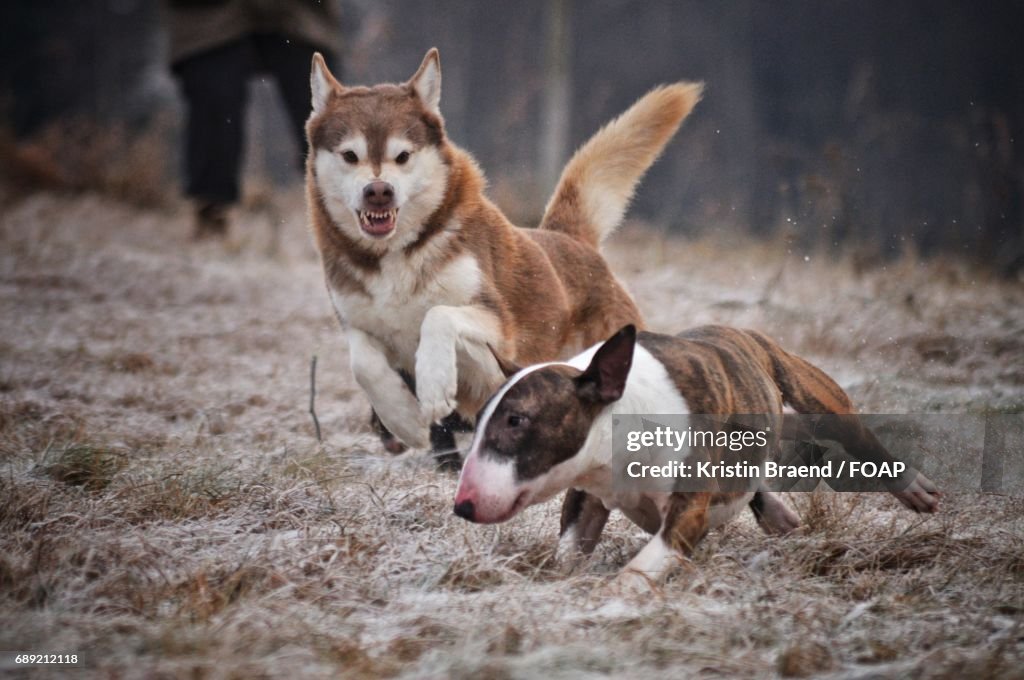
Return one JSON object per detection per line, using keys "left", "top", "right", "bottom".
{"left": 305, "top": 48, "right": 702, "bottom": 458}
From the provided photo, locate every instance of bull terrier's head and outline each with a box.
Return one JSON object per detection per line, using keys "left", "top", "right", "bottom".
{"left": 453, "top": 325, "right": 638, "bottom": 523}
{"left": 306, "top": 49, "right": 448, "bottom": 249}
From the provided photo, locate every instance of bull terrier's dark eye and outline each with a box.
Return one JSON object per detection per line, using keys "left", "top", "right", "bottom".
{"left": 395, "top": 151, "right": 411, "bottom": 165}
{"left": 341, "top": 150, "right": 359, "bottom": 164}
{"left": 507, "top": 414, "right": 525, "bottom": 427}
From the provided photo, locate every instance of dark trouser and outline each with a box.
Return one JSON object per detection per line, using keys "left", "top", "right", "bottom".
{"left": 174, "top": 34, "right": 333, "bottom": 205}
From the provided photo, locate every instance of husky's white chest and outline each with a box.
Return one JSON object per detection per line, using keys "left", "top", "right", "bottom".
{"left": 329, "top": 251, "right": 483, "bottom": 369}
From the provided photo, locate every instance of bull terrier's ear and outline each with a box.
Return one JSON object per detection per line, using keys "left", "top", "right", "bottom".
{"left": 489, "top": 345, "right": 522, "bottom": 379}
{"left": 409, "top": 48, "right": 442, "bottom": 116}
{"left": 576, "top": 325, "right": 637, "bottom": 403}
{"left": 311, "top": 53, "right": 342, "bottom": 114}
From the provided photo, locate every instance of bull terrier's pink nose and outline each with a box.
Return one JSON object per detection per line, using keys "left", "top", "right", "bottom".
{"left": 454, "top": 478, "right": 478, "bottom": 522}
{"left": 453, "top": 499, "right": 475, "bottom": 521}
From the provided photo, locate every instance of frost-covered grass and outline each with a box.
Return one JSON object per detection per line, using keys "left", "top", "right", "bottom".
{"left": 1, "top": 191, "right": 1022, "bottom": 678}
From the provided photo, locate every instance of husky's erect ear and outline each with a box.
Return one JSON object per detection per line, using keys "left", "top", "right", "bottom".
{"left": 488, "top": 345, "right": 523, "bottom": 379}
{"left": 408, "top": 48, "right": 442, "bottom": 117}
{"left": 576, "top": 325, "right": 637, "bottom": 404}
{"left": 311, "top": 53, "right": 341, "bottom": 115}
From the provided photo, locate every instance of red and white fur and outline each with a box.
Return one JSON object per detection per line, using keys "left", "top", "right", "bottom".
{"left": 305, "top": 49, "right": 702, "bottom": 453}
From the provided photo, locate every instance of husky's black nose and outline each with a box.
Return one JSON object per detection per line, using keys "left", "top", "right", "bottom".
{"left": 453, "top": 499, "right": 475, "bottom": 521}
{"left": 363, "top": 181, "right": 395, "bottom": 207}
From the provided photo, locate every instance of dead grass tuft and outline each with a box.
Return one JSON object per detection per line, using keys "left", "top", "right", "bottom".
{"left": 487, "top": 624, "right": 524, "bottom": 656}
{"left": 37, "top": 442, "right": 127, "bottom": 491}
{"left": 316, "top": 635, "right": 394, "bottom": 676}
{"left": 777, "top": 641, "right": 834, "bottom": 677}
{"left": 0, "top": 478, "right": 54, "bottom": 529}
{"left": 103, "top": 351, "right": 157, "bottom": 374}
{"left": 788, "top": 487, "right": 868, "bottom": 536}
{"left": 916, "top": 645, "right": 1024, "bottom": 680}
{"left": 113, "top": 469, "right": 249, "bottom": 522}
{"left": 0, "top": 401, "right": 85, "bottom": 458}
{"left": 439, "top": 556, "right": 509, "bottom": 593}
{"left": 173, "top": 565, "right": 276, "bottom": 622}
{"left": 386, "top": 618, "right": 455, "bottom": 662}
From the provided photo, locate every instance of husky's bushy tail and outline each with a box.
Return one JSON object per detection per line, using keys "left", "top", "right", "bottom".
{"left": 539, "top": 82, "right": 703, "bottom": 248}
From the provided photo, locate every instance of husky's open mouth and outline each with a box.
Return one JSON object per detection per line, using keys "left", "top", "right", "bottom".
{"left": 358, "top": 209, "right": 398, "bottom": 237}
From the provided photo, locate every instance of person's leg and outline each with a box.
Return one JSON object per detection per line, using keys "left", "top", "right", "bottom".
{"left": 175, "top": 39, "right": 254, "bottom": 236}
{"left": 253, "top": 34, "right": 334, "bottom": 172}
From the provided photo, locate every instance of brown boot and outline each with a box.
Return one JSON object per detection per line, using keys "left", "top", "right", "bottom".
{"left": 193, "top": 202, "right": 229, "bottom": 240}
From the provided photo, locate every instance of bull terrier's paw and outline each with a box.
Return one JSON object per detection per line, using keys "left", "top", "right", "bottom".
{"left": 602, "top": 569, "right": 657, "bottom": 598}
{"left": 892, "top": 473, "right": 940, "bottom": 514}
{"left": 757, "top": 494, "right": 802, "bottom": 536}
{"left": 554, "top": 549, "right": 586, "bottom": 576}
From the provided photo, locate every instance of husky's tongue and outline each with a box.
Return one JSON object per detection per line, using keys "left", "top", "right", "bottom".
{"left": 359, "top": 209, "right": 397, "bottom": 237}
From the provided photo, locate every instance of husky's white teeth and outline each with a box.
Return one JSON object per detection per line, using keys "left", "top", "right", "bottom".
{"left": 359, "top": 209, "right": 398, "bottom": 222}
{"left": 357, "top": 208, "right": 399, "bottom": 235}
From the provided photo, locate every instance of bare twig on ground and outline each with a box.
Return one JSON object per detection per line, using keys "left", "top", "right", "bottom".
{"left": 309, "top": 354, "right": 322, "bottom": 443}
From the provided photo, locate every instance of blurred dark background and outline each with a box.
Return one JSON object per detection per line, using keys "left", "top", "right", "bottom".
{"left": 2, "top": 0, "right": 1022, "bottom": 267}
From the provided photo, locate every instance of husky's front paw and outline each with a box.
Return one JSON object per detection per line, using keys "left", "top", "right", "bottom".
{"left": 377, "top": 409, "right": 431, "bottom": 451}
{"left": 417, "top": 371, "right": 458, "bottom": 426}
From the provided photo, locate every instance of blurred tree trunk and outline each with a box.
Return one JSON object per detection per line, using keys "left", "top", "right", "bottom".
{"left": 539, "top": 0, "right": 571, "bottom": 199}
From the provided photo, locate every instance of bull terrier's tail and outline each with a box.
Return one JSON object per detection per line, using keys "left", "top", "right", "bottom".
{"left": 746, "top": 330, "right": 940, "bottom": 514}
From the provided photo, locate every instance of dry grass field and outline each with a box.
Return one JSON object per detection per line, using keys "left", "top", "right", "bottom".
{"left": 1, "top": 190, "right": 1022, "bottom": 678}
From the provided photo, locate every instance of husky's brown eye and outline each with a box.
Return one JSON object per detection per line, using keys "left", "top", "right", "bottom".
{"left": 341, "top": 150, "right": 358, "bottom": 164}
{"left": 507, "top": 414, "right": 525, "bottom": 427}
{"left": 395, "top": 151, "right": 411, "bottom": 165}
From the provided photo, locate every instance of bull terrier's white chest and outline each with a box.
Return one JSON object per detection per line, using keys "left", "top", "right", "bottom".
{"left": 329, "top": 251, "right": 483, "bottom": 370}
